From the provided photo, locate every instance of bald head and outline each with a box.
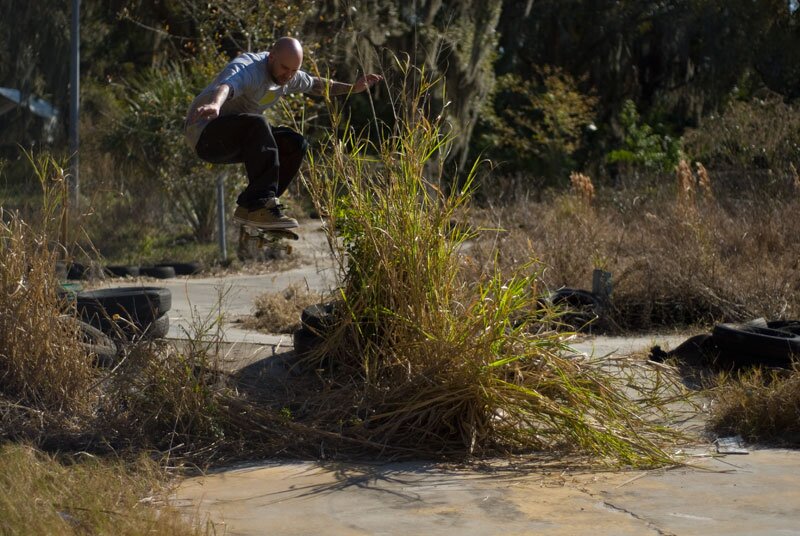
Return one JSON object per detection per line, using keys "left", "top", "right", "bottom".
{"left": 272, "top": 37, "right": 303, "bottom": 59}
{"left": 268, "top": 37, "right": 303, "bottom": 85}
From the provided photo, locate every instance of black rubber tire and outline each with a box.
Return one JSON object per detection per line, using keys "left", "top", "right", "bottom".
{"left": 293, "top": 327, "right": 324, "bottom": 357}
{"left": 157, "top": 261, "right": 202, "bottom": 276}
{"left": 301, "top": 301, "right": 340, "bottom": 333}
{"left": 550, "top": 288, "right": 599, "bottom": 309}
{"left": 67, "top": 262, "right": 89, "bottom": 280}
{"left": 549, "top": 288, "right": 600, "bottom": 330}
{"left": 73, "top": 318, "right": 118, "bottom": 367}
{"left": 105, "top": 265, "right": 140, "bottom": 278}
{"left": 139, "top": 266, "right": 176, "bottom": 279}
{"left": 76, "top": 287, "right": 171, "bottom": 337}
{"left": 712, "top": 323, "right": 800, "bottom": 366}
{"left": 142, "top": 313, "right": 169, "bottom": 339}
{"left": 766, "top": 320, "right": 800, "bottom": 336}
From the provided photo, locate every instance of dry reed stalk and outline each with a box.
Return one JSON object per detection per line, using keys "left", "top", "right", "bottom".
{"left": 676, "top": 159, "right": 695, "bottom": 207}
{"left": 695, "top": 162, "right": 713, "bottom": 200}
{"left": 570, "top": 171, "right": 595, "bottom": 204}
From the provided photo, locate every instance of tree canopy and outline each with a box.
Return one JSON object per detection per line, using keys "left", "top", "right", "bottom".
{"left": 2, "top": 0, "right": 799, "bottom": 184}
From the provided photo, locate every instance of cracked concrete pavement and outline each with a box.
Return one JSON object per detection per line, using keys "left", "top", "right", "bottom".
{"left": 176, "top": 449, "right": 800, "bottom": 535}
{"left": 95, "top": 220, "right": 800, "bottom": 535}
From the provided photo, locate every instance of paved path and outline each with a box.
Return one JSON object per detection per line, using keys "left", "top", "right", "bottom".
{"left": 176, "top": 449, "right": 800, "bottom": 535}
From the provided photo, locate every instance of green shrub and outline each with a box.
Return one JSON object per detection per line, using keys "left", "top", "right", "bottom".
{"left": 479, "top": 66, "right": 598, "bottom": 179}
{"left": 606, "top": 100, "right": 682, "bottom": 174}
{"left": 300, "top": 62, "right": 682, "bottom": 464}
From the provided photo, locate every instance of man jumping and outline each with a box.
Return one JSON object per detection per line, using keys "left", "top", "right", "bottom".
{"left": 184, "top": 36, "right": 382, "bottom": 229}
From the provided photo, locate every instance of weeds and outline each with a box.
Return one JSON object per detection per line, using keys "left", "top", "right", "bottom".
{"left": 0, "top": 155, "right": 94, "bottom": 415}
{"left": 709, "top": 367, "right": 800, "bottom": 445}
{"left": 299, "top": 61, "right": 683, "bottom": 465}
{"left": 241, "top": 283, "right": 324, "bottom": 334}
{"left": 1, "top": 72, "right": 689, "bottom": 473}
{"left": 0, "top": 444, "right": 203, "bottom": 535}
{"left": 473, "top": 175, "right": 800, "bottom": 330}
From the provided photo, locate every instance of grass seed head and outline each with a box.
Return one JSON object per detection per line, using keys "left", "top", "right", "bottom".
{"left": 570, "top": 172, "right": 595, "bottom": 204}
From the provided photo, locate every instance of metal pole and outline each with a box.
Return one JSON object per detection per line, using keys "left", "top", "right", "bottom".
{"left": 216, "top": 174, "right": 227, "bottom": 260}
{"left": 69, "top": 0, "right": 81, "bottom": 207}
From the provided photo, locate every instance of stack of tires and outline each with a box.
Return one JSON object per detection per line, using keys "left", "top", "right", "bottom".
{"left": 61, "top": 261, "right": 202, "bottom": 281}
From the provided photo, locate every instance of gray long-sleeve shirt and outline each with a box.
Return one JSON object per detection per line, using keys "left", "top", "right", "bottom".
{"left": 184, "top": 51, "right": 314, "bottom": 149}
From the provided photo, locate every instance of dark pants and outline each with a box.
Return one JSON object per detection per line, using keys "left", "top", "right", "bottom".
{"left": 195, "top": 113, "right": 308, "bottom": 209}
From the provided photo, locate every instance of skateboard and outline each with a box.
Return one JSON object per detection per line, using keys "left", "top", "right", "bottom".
{"left": 237, "top": 224, "right": 299, "bottom": 261}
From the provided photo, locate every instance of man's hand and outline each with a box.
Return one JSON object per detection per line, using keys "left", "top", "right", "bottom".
{"left": 195, "top": 102, "right": 222, "bottom": 120}
{"left": 190, "top": 83, "right": 231, "bottom": 122}
{"left": 352, "top": 74, "right": 383, "bottom": 93}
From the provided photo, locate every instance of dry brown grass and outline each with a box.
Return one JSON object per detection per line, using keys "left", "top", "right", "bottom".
{"left": 472, "top": 181, "right": 800, "bottom": 331}
{"left": 240, "top": 283, "right": 324, "bottom": 333}
{"left": 709, "top": 366, "right": 800, "bottom": 445}
{"left": 0, "top": 167, "right": 95, "bottom": 415}
{"left": 0, "top": 444, "right": 204, "bottom": 535}
{"left": 1, "top": 107, "right": 691, "bottom": 473}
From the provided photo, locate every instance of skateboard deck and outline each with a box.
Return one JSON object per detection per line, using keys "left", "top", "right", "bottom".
{"left": 237, "top": 224, "right": 299, "bottom": 260}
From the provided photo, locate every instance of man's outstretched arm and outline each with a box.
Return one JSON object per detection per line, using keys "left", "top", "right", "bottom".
{"left": 309, "top": 74, "right": 383, "bottom": 96}
{"left": 193, "top": 83, "right": 232, "bottom": 121}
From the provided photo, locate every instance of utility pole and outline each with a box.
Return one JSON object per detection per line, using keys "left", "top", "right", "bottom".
{"left": 69, "top": 0, "right": 81, "bottom": 207}
{"left": 217, "top": 174, "right": 228, "bottom": 261}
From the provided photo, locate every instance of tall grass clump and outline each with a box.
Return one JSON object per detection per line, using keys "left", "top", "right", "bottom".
{"left": 300, "top": 62, "right": 682, "bottom": 465}
{"left": 709, "top": 367, "right": 800, "bottom": 446}
{"left": 0, "top": 153, "right": 94, "bottom": 415}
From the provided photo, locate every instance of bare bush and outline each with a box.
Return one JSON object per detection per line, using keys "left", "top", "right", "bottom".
{"left": 241, "top": 284, "right": 323, "bottom": 334}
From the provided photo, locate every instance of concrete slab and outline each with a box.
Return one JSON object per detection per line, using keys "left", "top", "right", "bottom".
{"left": 176, "top": 449, "right": 800, "bottom": 536}
{"left": 594, "top": 449, "right": 800, "bottom": 536}
{"left": 569, "top": 334, "right": 692, "bottom": 359}
{"left": 175, "top": 461, "right": 648, "bottom": 536}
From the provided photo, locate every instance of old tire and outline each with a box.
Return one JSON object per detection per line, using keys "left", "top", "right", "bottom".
{"left": 293, "top": 327, "right": 324, "bottom": 357}
{"left": 67, "top": 262, "right": 89, "bottom": 280}
{"left": 766, "top": 320, "right": 800, "bottom": 336}
{"left": 157, "top": 261, "right": 202, "bottom": 276}
{"left": 105, "top": 265, "right": 140, "bottom": 278}
{"left": 142, "top": 313, "right": 169, "bottom": 339}
{"left": 73, "top": 318, "right": 118, "bottom": 367}
{"left": 712, "top": 323, "right": 800, "bottom": 366}
{"left": 76, "top": 287, "right": 171, "bottom": 338}
{"left": 549, "top": 288, "right": 600, "bottom": 330}
{"left": 301, "top": 301, "right": 340, "bottom": 333}
{"left": 140, "top": 266, "right": 176, "bottom": 279}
